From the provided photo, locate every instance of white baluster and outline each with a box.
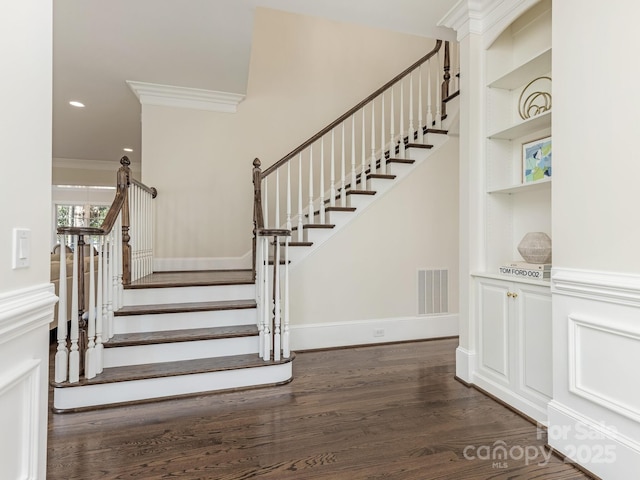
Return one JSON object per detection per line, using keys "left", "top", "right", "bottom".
{"left": 400, "top": 80, "right": 406, "bottom": 158}
{"left": 361, "top": 108, "right": 366, "bottom": 187}
{"left": 308, "top": 146, "right": 314, "bottom": 223}
{"left": 351, "top": 115, "right": 356, "bottom": 191}
{"left": 273, "top": 235, "right": 281, "bottom": 361}
{"left": 456, "top": 43, "right": 460, "bottom": 92}
{"left": 389, "top": 86, "right": 395, "bottom": 164}
{"left": 283, "top": 235, "right": 290, "bottom": 358}
{"left": 264, "top": 177, "right": 269, "bottom": 230}
{"left": 418, "top": 65, "right": 424, "bottom": 142}
{"left": 107, "top": 229, "right": 115, "bottom": 340}
{"left": 426, "top": 58, "right": 433, "bottom": 131}
{"left": 409, "top": 71, "right": 414, "bottom": 143}
{"left": 435, "top": 49, "right": 442, "bottom": 130}
{"left": 380, "top": 92, "right": 386, "bottom": 177}
{"left": 275, "top": 170, "right": 280, "bottom": 228}
{"left": 370, "top": 100, "right": 376, "bottom": 176}
{"left": 319, "top": 138, "right": 325, "bottom": 223}
{"left": 69, "top": 236, "right": 80, "bottom": 383}
{"left": 256, "top": 234, "right": 264, "bottom": 359}
{"left": 55, "top": 237, "right": 68, "bottom": 383}
{"left": 340, "top": 123, "right": 346, "bottom": 207}
{"left": 116, "top": 215, "right": 123, "bottom": 311}
{"left": 96, "top": 236, "right": 104, "bottom": 373}
{"left": 330, "top": 131, "right": 336, "bottom": 206}
{"left": 262, "top": 237, "right": 270, "bottom": 361}
{"left": 85, "top": 240, "right": 96, "bottom": 379}
{"left": 286, "top": 162, "right": 292, "bottom": 234}
{"left": 297, "top": 153, "right": 304, "bottom": 241}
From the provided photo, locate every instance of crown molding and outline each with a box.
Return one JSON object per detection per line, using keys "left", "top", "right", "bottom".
{"left": 126, "top": 81, "right": 245, "bottom": 113}
{"left": 438, "top": 0, "right": 537, "bottom": 41}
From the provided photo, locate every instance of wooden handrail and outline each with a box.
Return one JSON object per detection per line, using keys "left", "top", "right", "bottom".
{"left": 261, "top": 39, "right": 443, "bottom": 178}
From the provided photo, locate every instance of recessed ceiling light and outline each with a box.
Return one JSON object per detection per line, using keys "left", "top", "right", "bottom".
{"left": 69, "top": 101, "right": 85, "bottom": 108}
{"left": 123, "top": 148, "right": 133, "bottom": 152}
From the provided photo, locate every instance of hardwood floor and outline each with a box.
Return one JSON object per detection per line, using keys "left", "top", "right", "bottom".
{"left": 47, "top": 339, "right": 591, "bottom": 479}
{"left": 126, "top": 270, "right": 254, "bottom": 289}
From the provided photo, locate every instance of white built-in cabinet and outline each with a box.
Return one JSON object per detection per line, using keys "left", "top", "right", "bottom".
{"left": 471, "top": 0, "right": 553, "bottom": 424}
{"left": 474, "top": 275, "right": 552, "bottom": 421}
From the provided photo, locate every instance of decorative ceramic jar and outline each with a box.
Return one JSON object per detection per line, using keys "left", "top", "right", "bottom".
{"left": 517, "top": 232, "right": 552, "bottom": 264}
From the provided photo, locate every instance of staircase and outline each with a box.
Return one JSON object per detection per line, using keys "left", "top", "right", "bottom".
{"left": 51, "top": 38, "right": 460, "bottom": 412}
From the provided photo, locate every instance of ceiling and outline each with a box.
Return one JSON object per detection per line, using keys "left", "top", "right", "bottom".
{"left": 52, "top": 0, "right": 458, "bottom": 166}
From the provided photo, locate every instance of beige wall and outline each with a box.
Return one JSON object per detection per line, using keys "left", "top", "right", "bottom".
{"left": 142, "top": 7, "right": 435, "bottom": 259}
{"left": 290, "top": 138, "right": 459, "bottom": 325}
{"left": 53, "top": 158, "right": 141, "bottom": 187}
{"left": 553, "top": 0, "right": 640, "bottom": 273}
{"left": 0, "top": 1, "right": 52, "bottom": 293}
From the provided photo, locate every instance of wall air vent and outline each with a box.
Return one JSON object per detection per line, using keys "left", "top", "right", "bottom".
{"left": 418, "top": 269, "right": 448, "bottom": 315}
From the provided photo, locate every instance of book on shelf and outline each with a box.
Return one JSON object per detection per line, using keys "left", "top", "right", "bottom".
{"left": 499, "top": 265, "right": 550, "bottom": 279}
{"left": 505, "top": 261, "right": 551, "bottom": 271}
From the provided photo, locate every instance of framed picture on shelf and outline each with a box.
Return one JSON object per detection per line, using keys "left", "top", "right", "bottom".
{"left": 522, "top": 136, "right": 551, "bottom": 184}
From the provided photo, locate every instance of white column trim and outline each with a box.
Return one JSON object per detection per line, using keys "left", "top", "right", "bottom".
{"left": 0, "top": 284, "right": 57, "bottom": 345}
{"left": 127, "top": 81, "right": 245, "bottom": 113}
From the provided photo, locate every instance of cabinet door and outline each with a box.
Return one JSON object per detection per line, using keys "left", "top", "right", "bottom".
{"left": 477, "top": 279, "right": 511, "bottom": 385}
{"left": 514, "top": 284, "right": 552, "bottom": 401}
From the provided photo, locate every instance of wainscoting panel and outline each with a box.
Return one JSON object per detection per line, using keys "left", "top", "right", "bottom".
{"left": 0, "top": 360, "right": 41, "bottom": 480}
{"left": 568, "top": 314, "right": 640, "bottom": 424}
{"left": 551, "top": 268, "right": 640, "bottom": 479}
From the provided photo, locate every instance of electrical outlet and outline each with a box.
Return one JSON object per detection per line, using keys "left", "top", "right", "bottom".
{"left": 373, "top": 328, "right": 385, "bottom": 337}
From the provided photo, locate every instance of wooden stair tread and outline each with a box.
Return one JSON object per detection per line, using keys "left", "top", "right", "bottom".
{"left": 126, "top": 269, "right": 254, "bottom": 289}
{"left": 425, "top": 128, "right": 448, "bottom": 135}
{"left": 292, "top": 224, "right": 335, "bottom": 231}
{"left": 387, "top": 158, "right": 415, "bottom": 164}
{"left": 286, "top": 241, "right": 313, "bottom": 247}
{"left": 53, "top": 353, "right": 294, "bottom": 387}
{"left": 346, "top": 190, "right": 376, "bottom": 196}
{"left": 106, "top": 324, "right": 259, "bottom": 347}
{"left": 115, "top": 299, "right": 256, "bottom": 316}
{"left": 406, "top": 143, "right": 433, "bottom": 149}
{"left": 367, "top": 173, "right": 396, "bottom": 180}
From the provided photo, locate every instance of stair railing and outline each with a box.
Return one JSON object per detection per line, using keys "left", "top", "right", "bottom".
{"left": 253, "top": 158, "right": 291, "bottom": 361}
{"left": 54, "top": 156, "right": 157, "bottom": 383}
{"left": 251, "top": 40, "right": 459, "bottom": 360}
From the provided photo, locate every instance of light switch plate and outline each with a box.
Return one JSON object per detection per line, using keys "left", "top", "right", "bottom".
{"left": 12, "top": 228, "right": 31, "bottom": 269}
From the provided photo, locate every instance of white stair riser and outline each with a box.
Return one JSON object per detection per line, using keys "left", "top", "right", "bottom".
{"left": 53, "top": 362, "right": 293, "bottom": 411}
{"left": 346, "top": 194, "right": 376, "bottom": 209}
{"left": 366, "top": 178, "right": 395, "bottom": 193}
{"left": 103, "top": 336, "right": 259, "bottom": 367}
{"left": 326, "top": 212, "right": 357, "bottom": 226}
{"left": 113, "top": 308, "right": 256, "bottom": 334}
{"left": 303, "top": 228, "right": 335, "bottom": 244}
{"left": 124, "top": 283, "right": 255, "bottom": 306}
{"left": 386, "top": 162, "right": 414, "bottom": 177}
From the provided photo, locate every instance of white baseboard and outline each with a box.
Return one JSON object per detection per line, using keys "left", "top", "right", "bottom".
{"left": 153, "top": 252, "right": 251, "bottom": 272}
{"left": 455, "top": 346, "right": 475, "bottom": 383}
{"left": 290, "top": 314, "right": 458, "bottom": 351}
{"left": 548, "top": 400, "right": 640, "bottom": 479}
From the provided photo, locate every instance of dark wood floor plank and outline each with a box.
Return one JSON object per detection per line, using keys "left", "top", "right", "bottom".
{"left": 47, "top": 339, "right": 591, "bottom": 479}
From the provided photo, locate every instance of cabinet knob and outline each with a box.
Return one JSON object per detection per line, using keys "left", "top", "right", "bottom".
{"left": 512, "top": 293, "right": 518, "bottom": 298}
{"left": 507, "top": 292, "right": 513, "bottom": 297}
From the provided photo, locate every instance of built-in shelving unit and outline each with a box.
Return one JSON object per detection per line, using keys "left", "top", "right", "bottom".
{"left": 470, "top": 0, "right": 553, "bottom": 425}
{"left": 483, "top": 0, "right": 552, "bottom": 273}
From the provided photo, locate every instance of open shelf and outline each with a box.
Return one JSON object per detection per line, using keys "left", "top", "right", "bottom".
{"left": 488, "top": 177, "right": 551, "bottom": 195}
{"left": 487, "top": 48, "right": 552, "bottom": 90}
{"left": 487, "top": 110, "right": 551, "bottom": 140}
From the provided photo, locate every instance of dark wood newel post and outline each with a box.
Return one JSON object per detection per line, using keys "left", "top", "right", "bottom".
{"left": 252, "top": 158, "right": 263, "bottom": 280}
{"left": 441, "top": 40, "right": 451, "bottom": 119}
{"left": 119, "top": 156, "right": 132, "bottom": 285}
